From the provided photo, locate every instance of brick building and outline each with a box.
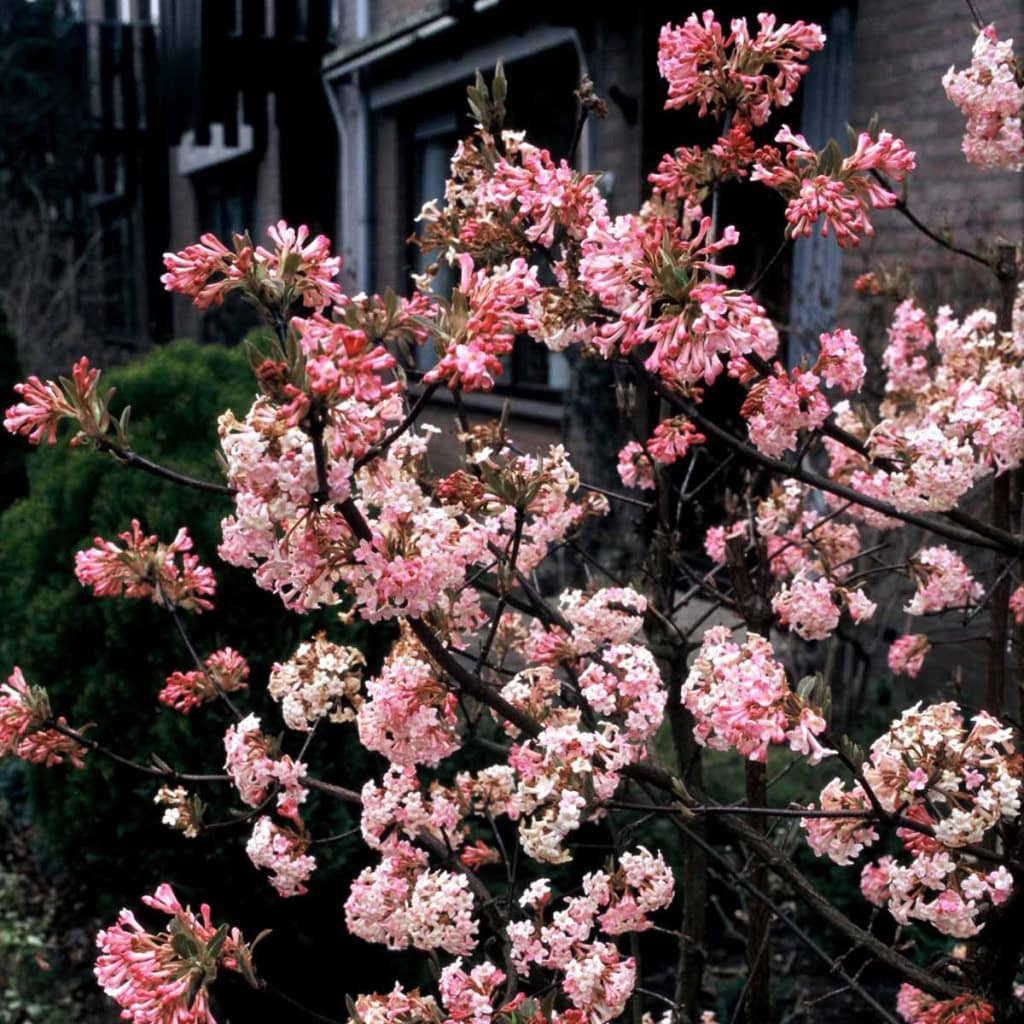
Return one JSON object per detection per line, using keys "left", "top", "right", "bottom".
{"left": 65, "top": 1, "right": 1024, "bottom": 388}
{"left": 158, "top": 0, "right": 339, "bottom": 343}
{"left": 322, "top": 0, "right": 1024, "bottom": 371}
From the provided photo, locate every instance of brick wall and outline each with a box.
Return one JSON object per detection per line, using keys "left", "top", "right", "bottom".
{"left": 371, "top": 0, "right": 445, "bottom": 35}
{"left": 593, "top": 17, "right": 646, "bottom": 216}
{"left": 371, "top": 112, "right": 404, "bottom": 292}
{"left": 839, "top": 0, "right": 1024, "bottom": 323}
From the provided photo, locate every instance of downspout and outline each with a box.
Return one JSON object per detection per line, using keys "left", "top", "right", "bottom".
{"left": 321, "top": 0, "right": 373, "bottom": 292}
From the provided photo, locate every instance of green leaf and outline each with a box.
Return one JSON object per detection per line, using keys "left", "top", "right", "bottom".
{"left": 817, "top": 138, "right": 844, "bottom": 178}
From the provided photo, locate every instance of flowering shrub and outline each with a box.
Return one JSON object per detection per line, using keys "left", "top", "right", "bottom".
{"left": 4, "top": 8, "right": 1024, "bottom": 1024}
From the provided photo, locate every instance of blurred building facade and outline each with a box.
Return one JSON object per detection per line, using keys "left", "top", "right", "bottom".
{"left": 65, "top": 0, "right": 1024, "bottom": 369}
{"left": 322, "top": 0, "right": 1024, "bottom": 367}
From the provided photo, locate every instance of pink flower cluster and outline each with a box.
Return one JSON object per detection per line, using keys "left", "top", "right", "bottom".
{"left": 580, "top": 212, "right": 779, "bottom": 386}
{"left": 888, "top": 634, "right": 931, "bottom": 679}
{"left": 835, "top": 300, "right": 1024, "bottom": 516}
{"left": 159, "top": 647, "right": 249, "bottom": 714}
{"left": 905, "top": 546, "right": 983, "bottom": 615}
{"left": 292, "top": 314, "right": 400, "bottom": 412}
{"left": 507, "top": 851, "right": 672, "bottom": 1022}
{"left": 218, "top": 398, "right": 362, "bottom": 610}
{"left": 360, "top": 765, "right": 465, "bottom": 853}
{"left": 345, "top": 840, "right": 478, "bottom": 955}
{"left": 75, "top": 520, "right": 216, "bottom": 613}
{"left": 752, "top": 126, "right": 915, "bottom": 247}
{"left": 742, "top": 364, "right": 830, "bottom": 458}
{"left": 422, "top": 255, "right": 540, "bottom": 392}
{"left": 246, "top": 816, "right": 317, "bottom": 897}
{"left": 354, "top": 963, "right": 523, "bottom": 1024}
{"left": 649, "top": 123, "right": 758, "bottom": 204}
{"left": 682, "top": 627, "right": 834, "bottom": 763}
{"left": 95, "top": 884, "right": 255, "bottom": 1024}
{"left": 268, "top": 633, "right": 364, "bottom": 730}
{"left": 816, "top": 328, "right": 866, "bottom": 394}
{"left": 617, "top": 441, "right": 655, "bottom": 490}
{"left": 358, "top": 646, "right": 460, "bottom": 768}
{"left": 3, "top": 356, "right": 108, "bottom": 447}
{"left": 162, "top": 220, "right": 343, "bottom": 311}
{"left": 223, "top": 714, "right": 308, "bottom": 824}
{"left": 439, "top": 960, "right": 518, "bottom": 1024}
{"left": 0, "top": 667, "right": 86, "bottom": 768}
{"left": 896, "top": 985, "right": 995, "bottom": 1024}
{"left": 943, "top": 25, "right": 1024, "bottom": 171}
{"left": 805, "top": 703, "right": 1020, "bottom": 937}
{"left": 480, "top": 139, "right": 605, "bottom": 248}
{"left": 657, "top": 11, "right": 825, "bottom": 126}
{"left": 647, "top": 416, "right": 706, "bottom": 467}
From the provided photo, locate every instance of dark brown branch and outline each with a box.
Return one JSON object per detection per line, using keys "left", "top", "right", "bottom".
{"left": 101, "top": 441, "right": 236, "bottom": 496}
{"left": 353, "top": 383, "right": 441, "bottom": 471}
{"left": 156, "top": 583, "right": 244, "bottom": 722}
{"left": 657, "top": 807, "right": 905, "bottom": 1022}
{"left": 631, "top": 354, "right": 1023, "bottom": 555}
{"left": 46, "top": 719, "right": 229, "bottom": 784}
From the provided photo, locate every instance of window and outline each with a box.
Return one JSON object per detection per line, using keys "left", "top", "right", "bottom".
{"left": 193, "top": 163, "right": 256, "bottom": 241}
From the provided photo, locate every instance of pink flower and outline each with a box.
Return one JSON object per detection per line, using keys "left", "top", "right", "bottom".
{"left": 360, "top": 765, "right": 466, "bottom": 853}
{"left": 0, "top": 667, "right": 43, "bottom": 755}
{"left": 164, "top": 222, "right": 343, "bottom": 311}
{"left": 75, "top": 521, "right": 216, "bottom": 613}
{"left": 260, "top": 220, "right": 344, "bottom": 309}
{"left": 816, "top": 328, "right": 866, "bottom": 394}
{"left": 345, "top": 843, "right": 427, "bottom": 951}
{"left": 223, "top": 715, "right": 308, "bottom": 825}
{"left": 4, "top": 357, "right": 108, "bottom": 448}
{"left": 882, "top": 299, "right": 933, "bottom": 394}
{"left": 161, "top": 232, "right": 240, "bottom": 308}
{"left": 657, "top": 11, "right": 824, "bottom": 126}
{"left": 772, "top": 573, "right": 840, "bottom": 641}
{"left": 345, "top": 844, "right": 478, "bottom": 956}
{"left": 422, "top": 256, "right": 540, "bottom": 392}
{"left": 943, "top": 25, "right": 1024, "bottom": 171}
{"left": 617, "top": 441, "right": 655, "bottom": 490}
{"left": 5, "top": 376, "right": 74, "bottom": 446}
{"left": 650, "top": 124, "right": 757, "bottom": 201}
{"left": 860, "top": 857, "right": 894, "bottom": 906}
{"left": 269, "top": 633, "right": 364, "bottom": 730}
{"left": 1, "top": 668, "right": 87, "bottom": 768}
{"left": 246, "top": 817, "right": 316, "bottom": 897}
{"left": 704, "top": 521, "right": 748, "bottom": 563}
{"left": 159, "top": 647, "right": 249, "bottom": 714}
{"left": 408, "top": 871, "right": 480, "bottom": 956}
{"left": 683, "top": 627, "right": 832, "bottom": 763}
{"left": 742, "top": 365, "right": 829, "bottom": 458}
{"left": 480, "top": 141, "right": 606, "bottom": 247}
{"left": 1010, "top": 583, "right": 1024, "bottom": 624}
{"left": 353, "top": 986, "right": 441, "bottom": 1024}
{"left": 293, "top": 315, "right": 399, "bottom": 405}
{"left": 439, "top": 960, "right": 510, "bottom": 1024}
{"left": 95, "top": 884, "right": 255, "bottom": 1024}
{"left": 647, "top": 416, "right": 706, "bottom": 465}
{"left": 752, "top": 127, "right": 915, "bottom": 247}
{"left": 589, "top": 847, "right": 675, "bottom": 935}
{"left": 896, "top": 985, "right": 995, "bottom": 1024}
{"left": 802, "top": 778, "right": 877, "bottom": 865}
{"left": 888, "top": 634, "right": 931, "bottom": 679}
{"left": 562, "top": 941, "right": 636, "bottom": 1023}
{"left": 358, "top": 651, "right": 460, "bottom": 767}
{"left": 905, "top": 546, "right": 983, "bottom": 615}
